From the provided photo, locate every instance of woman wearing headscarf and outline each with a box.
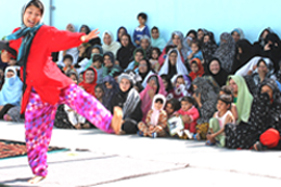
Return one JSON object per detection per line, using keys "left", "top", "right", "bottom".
{"left": 192, "top": 77, "right": 219, "bottom": 140}
{"left": 137, "top": 59, "right": 154, "bottom": 88}
{"left": 102, "top": 75, "right": 119, "bottom": 111}
{"left": 140, "top": 35, "right": 153, "bottom": 58}
{"left": 207, "top": 57, "right": 229, "bottom": 87}
{"left": 252, "top": 79, "right": 281, "bottom": 151}
{"left": 102, "top": 51, "right": 122, "bottom": 78}
{"left": 231, "top": 28, "right": 245, "bottom": 43}
{"left": 125, "top": 48, "right": 146, "bottom": 72}
{"left": 102, "top": 30, "right": 121, "bottom": 58}
{"left": 225, "top": 79, "right": 281, "bottom": 149}
{"left": 158, "top": 31, "right": 188, "bottom": 65}
{"left": 116, "top": 26, "right": 128, "bottom": 42}
{"left": 110, "top": 73, "right": 143, "bottom": 134}
{"left": 79, "top": 24, "right": 101, "bottom": 46}
{"left": 253, "top": 28, "right": 272, "bottom": 55}
{"left": 158, "top": 49, "right": 189, "bottom": 80}
{"left": 0, "top": 67, "right": 23, "bottom": 119}
{"left": 78, "top": 67, "right": 97, "bottom": 97}
{"left": 213, "top": 32, "right": 236, "bottom": 73}
{"left": 232, "top": 39, "right": 255, "bottom": 74}
{"left": 201, "top": 31, "right": 218, "bottom": 69}
{"left": 140, "top": 74, "right": 167, "bottom": 121}
{"left": 116, "top": 33, "right": 136, "bottom": 70}
{"left": 251, "top": 58, "right": 276, "bottom": 86}
{"left": 151, "top": 26, "right": 166, "bottom": 51}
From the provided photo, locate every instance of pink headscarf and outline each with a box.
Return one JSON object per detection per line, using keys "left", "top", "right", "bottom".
{"left": 140, "top": 74, "right": 167, "bottom": 121}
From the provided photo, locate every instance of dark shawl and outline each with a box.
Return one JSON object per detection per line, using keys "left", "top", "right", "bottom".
{"left": 116, "top": 34, "right": 136, "bottom": 69}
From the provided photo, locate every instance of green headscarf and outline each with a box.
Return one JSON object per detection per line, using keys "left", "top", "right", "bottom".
{"left": 227, "top": 75, "right": 253, "bottom": 124}
{"left": 133, "top": 48, "right": 146, "bottom": 67}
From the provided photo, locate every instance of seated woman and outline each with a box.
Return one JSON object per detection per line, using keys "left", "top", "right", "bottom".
{"left": 250, "top": 58, "right": 276, "bottom": 85}
{"left": 207, "top": 57, "right": 229, "bottom": 87}
{"left": 151, "top": 26, "right": 166, "bottom": 51}
{"left": 137, "top": 59, "right": 154, "bottom": 88}
{"left": 102, "top": 76, "right": 119, "bottom": 111}
{"left": 110, "top": 73, "right": 143, "bottom": 135}
{"left": 116, "top": 34, "right": 136, "bottom": 70}
{"left": 140, "top": 74, "right": 167, "bottom": 121}
{"left": 0, "top": 66, "right": 23, "bottom": 119}
{"left": 102, "top": 51, "right": 122, "bottom": 78}
{"left": 201, "top": 31, "right": 217, "bottom": 68}
{"left": 192, "top": 77, "right": 219, "bottom": 140}
{"left": 140, "top": 35, "right": 153, "bottom": 58}
{"left": 102, "top": 30, "right": 121, "bottom": 58}
{"left": 158, "top": 49, "right": 189, "bottom": 80}
{"left": 125, "top": 48, "right": 146, "bottom": 72}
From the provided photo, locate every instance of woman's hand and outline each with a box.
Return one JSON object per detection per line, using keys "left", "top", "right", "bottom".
{"left": 82, "top": 29, "right": 100, "bottom": 42}
{"left": 1, "top": 50, "right": 12, "bottom": 63}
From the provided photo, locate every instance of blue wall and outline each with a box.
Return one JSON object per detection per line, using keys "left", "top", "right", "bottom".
{"left": 0, "top": 0, "right": 280, "bottom": 44}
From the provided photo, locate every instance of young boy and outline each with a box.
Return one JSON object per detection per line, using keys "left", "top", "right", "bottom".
{"left": 187, "top": 40, "right": 203, "bottom": 62}
{"left": 90, "top": 54, "right": 103, "bottom": 84}
{"left": 62, "top": 54, "right": 76, "bottom": 74}
{"left": 133, "top": 12, "right": 150, "bottom": 47}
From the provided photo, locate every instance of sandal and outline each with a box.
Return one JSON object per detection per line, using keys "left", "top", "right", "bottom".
{"left": 253, "top": 141, "right": 267, "bottom": 151}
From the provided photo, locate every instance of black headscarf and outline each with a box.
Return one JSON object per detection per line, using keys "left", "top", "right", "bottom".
{"left": 116, "top": 34, "right": 136, "bottom": 69}
{"left": 79, "top": 24, "right": 91, "bottom": 34}
{"left": 138, "top": 59, "right": 151, "bottom": 82}
{"left": 207, "top": 57, "right": 229, "bottom": 87}
{"left": 263, "top": 33, "right": 281, "bottom": 72}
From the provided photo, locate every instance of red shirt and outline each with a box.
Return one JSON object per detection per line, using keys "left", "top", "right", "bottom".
{"left": 9, "top": 25, "right": 85, "bottom": 113}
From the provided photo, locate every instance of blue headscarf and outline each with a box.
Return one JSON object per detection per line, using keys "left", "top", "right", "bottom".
{"left": 117, "top": 27, "right": 128, "bottom": 42}
{"left": 0, "top": 67, "right": 23, "bottom": 106}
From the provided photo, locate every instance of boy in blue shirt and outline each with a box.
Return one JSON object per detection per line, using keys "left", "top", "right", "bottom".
{"left": 133, "top": 12, "right": 150, "bottom": 47}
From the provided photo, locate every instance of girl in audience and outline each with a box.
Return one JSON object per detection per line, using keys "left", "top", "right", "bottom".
{"left": 213, "top": 32, "right": 236, "bottom": 73}
{"left": 160, "top": 74, "right": 173, "bottom": 97}
{"left": 140, "top": 74, "right": 167, "bottom": 121}
{"left": 87, "top": 54, "right": 103, "bottom": 84}
{"left": 138, "top": 59, "right": 154, "bottom": 88}
{"left": 158, "top": 49, "right": 189, "bottom": 80}
{"left": 125, "top": 48, "right": 146, "bottom": 72}
{"left": 110, "top": 73, "right": 143, "bottom": 134}
{"left": 165, "top": 98, "right": 181, "bottom": 119}
{"left": 78, "top": 67, "right": 97, "bottom": 97}
{"left": 102, "top": 76, "right": 119, "bottom": 110}
{"left": 192, "top": 77, "right": 219, "bottom": 140}
{"left": 95, "top": 84, "right": 104, "bottom": 103}
{"left": 219, "top": 85, "right": 238, "bottom": 121}
{"left": 189, "top": 58, "right": 204, "bottom": 81}
{"left": 138, "top": 94, "right": 168, "bottom": 137}
{"left": 102, "top": 30, "right": 121, "bottom": 57}
{"left": 187, "top": 40, "right": 203, "bottom": 62}
{"left": 232, "top": 39, "right": 255, "bottom": 74}
{"left": 171, "top": 74, "right": 192, "bottom": 100}
{"left": 207, "top": 94, "right": 235, "bottom": 147}
{"left": 116, "top": 34, "right": 136, "bottom": 69}
{"left": 149, "top": 47, "right": 161, "bottom": 72}
{"left": 207, "top": 57, "right": 229, "bottom": 87}
{"left": 151, "top": 27, "right": 166, "bottom": 51}
{"left": 231, "top": 28, "right": 245, "bottom": 43}
{"left": 102, "top": 52, "right": 122, "bottom": 78}
{"left": 116, "top": 27, "right": 128, "bottom": 42}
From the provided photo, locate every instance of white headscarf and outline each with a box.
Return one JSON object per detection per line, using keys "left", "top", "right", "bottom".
{"left": 150, "top": 94, "right": 166, "bottom": 126}
{"left": 158, "top": 49, "right": 189, "bottom": 76}
{"left": 102, "top": 30, "right": 121, "bottom": 57}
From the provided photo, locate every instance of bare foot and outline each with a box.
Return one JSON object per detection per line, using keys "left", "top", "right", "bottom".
{"left": 28, "top": 175, "right": 46, "bottom": 184}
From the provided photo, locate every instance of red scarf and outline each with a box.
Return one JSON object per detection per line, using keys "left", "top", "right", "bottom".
{"left": 78, "top": 67, "right": 97, "bottom": 97}
{"left": 189, "top": 58, "right": 204, "bottom": 81}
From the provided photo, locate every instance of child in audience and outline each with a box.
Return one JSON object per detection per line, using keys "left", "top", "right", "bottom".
{"left": 219, "top": 85, "right": 238, "bottom": 121}
{"left": 165, "top": 98, "right": 181, "bottom": 119}
{"left": 133, "top": 12, "right": 150, "bottom": 46}
{"left": 90, "top": 54, "right": 103, "bottom": 84}
{"left": 206, "top": 94, "right": 235, "bottom": 147}
{"left": 189, "top": 58, "right": 204, "bottom": 80}
{"left": 172, "top": 74, "right": 192, "bottom": 99}
{"left": 187, "top": 40, "right": 203, "bottom": 62}
{"left": 95, "top": 84, "right": 104, "bottom": 103}
{"left": 138, "top": 94, "right": 168, "bottom": 137}
{"left": 62, "top": 54, "right": 76, "bottom": 74}
{"left": 149, "top": 47, "right": 161, "bottom": 72}
{"left": 174, "top": 96, "right": 200, "bottom": 138}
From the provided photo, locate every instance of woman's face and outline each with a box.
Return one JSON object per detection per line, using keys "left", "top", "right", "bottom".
{"left": 261, "top": 85, "right": 273, "bottom": 100}
{"left": 151, "top": 50, "right": 159, "bottom": 59}
{"left": 209, "top": 60, "right": 220, "bottom": 75}
{"left": 121, "top": 35, "right": 129, "bottom": 47}
{"left": 118, "top": 28, "right": 126, "bottom": 40}
{"left": 197, "top": 30, "right": 204, "bottom": 40}
{"left": 119, "top": 78, "right": 131, "bottom": 92}
{"left": 172, "top": 35, "right": 181, "bottom": 46}
{"left": 139, "top": 59, "right": 148, "bottom": 73}
{"left": 203, "top": 35, "right": 210, "bottom": 43}
{"left": 92, "top": 48, "right": 100, "bottom": 54}
{"left": 229, "top": 79, "right": 238, "bottom": 94}
{"left": 104, "top": 55, "right": 113, "bottom": 68}
{"left": 134, "top": 52, "right": 143, "bottom": 63}
{"left": 151, "top": 29, "right": 159, "bottom": 39}
{"left": 232, "top": 31, "right": 240, "bottom": 43}
{"left": 66, "top": 24, "right": 75, "bottom": 32}
{"left": 162, "top": 78, "right": 168, "bottom": 89}
{"left": 169, "top": 52, "right": 177, "bottom": 66}
{"left": 23, "top": 5, "right": 42, "bottom": 28}
{"left": 188, "top": 33, "right": 196, "bottom": 39}
{"left": 6, "top": 71, "right": 15, "bottom": 78}
{"left": 95, "top": 87, "right": 104, "bottom": 99}
{"left": 105, "top": 82, "right": 113, "bottom": 89}
{"left": 80, "top": 27, "right": 88, "bottom": 34}
{"left": 257, "top": 61, "right": 268, "bottom": 75}
{"left": 140, "top": 39, "right": 150, "bottom": 50}
{"left": 85, "top": 70, "right": 95, "bottom": 84}
{"left": 149, "top": 79, "right": 158, "bottom": 90}
{"left": 103, "top": 33, "right": 112, "bottom": 45}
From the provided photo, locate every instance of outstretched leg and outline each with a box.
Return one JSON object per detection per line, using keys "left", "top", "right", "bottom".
{"left": 25, "top": 92, "right": 57, "bottom": 182}
{"left": 60, "top": 84, "right": 114, "bottom": 134}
